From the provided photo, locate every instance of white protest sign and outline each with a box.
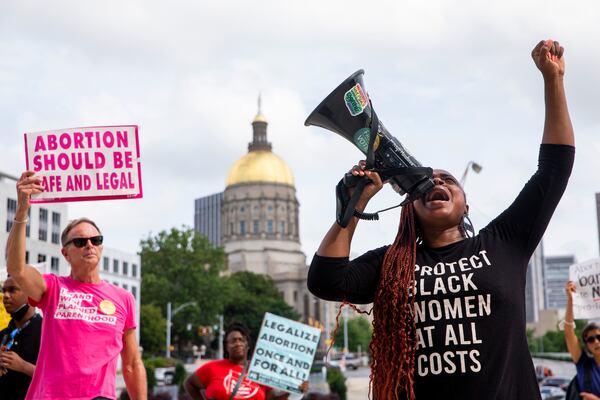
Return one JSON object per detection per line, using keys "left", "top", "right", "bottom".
{"left": 569, "top": 258, "right": 600, "bottom": 319}
{"left": 248, "top": 313, "right": 321, "bottom": 394}
{"left": 24, "top": 125, "right": 142, "bottom": 203}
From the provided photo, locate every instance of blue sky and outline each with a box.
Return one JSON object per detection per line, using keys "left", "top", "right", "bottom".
{"left": 1, "top": 1, "right": 599, "bottom": 262}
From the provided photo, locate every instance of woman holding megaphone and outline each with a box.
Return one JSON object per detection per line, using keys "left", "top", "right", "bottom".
{"left": 308, "top": 39, "right": 574, "bottom": 400}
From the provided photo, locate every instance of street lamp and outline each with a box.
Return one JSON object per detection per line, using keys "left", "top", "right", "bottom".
{"left": 166, "top": 301, "right": 197, "bottom": 359}
{"left": 460, "top": 161, "right": 483, "bottom": 187}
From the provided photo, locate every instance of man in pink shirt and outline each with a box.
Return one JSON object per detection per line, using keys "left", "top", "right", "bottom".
{"left": 6, "top": 170, "right": 147, "bottom": 400}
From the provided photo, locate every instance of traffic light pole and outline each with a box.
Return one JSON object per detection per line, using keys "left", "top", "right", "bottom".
{"left": 166, "top": 301, "right": 197, "bottom": 359}
{"left": 217, "top": 314, "right": 224, "bottom": 359}
{"left": 166, "top": 302, "right": 172, "bottom": 358}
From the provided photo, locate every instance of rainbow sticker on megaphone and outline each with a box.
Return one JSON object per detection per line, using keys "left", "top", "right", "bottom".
{"left": 344, "top": 83, "right": 368, "bottom": 116}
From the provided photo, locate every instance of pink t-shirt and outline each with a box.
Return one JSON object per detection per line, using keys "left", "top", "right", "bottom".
{"left": 26, "top": 274, "right": 136, "bottom": 400}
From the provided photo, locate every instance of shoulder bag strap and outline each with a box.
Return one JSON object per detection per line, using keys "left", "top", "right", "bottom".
{"left": 229, "top": 362, "right": 250, "bottom": 400}
{"left": 584, "top": 359, "right": 593, "bottom": 392}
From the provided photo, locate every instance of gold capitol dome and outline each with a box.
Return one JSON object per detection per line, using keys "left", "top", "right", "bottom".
{"left": 226, "top": 97, "right": 294, "bottom": 187}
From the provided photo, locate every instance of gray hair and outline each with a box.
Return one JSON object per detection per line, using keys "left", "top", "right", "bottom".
{"left": 61, "top": 218, "right": 102, "bottom": 246}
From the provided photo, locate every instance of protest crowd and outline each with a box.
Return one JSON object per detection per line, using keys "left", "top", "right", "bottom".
{"left": 2, "top": 36, "right": 598, "bottom": 400}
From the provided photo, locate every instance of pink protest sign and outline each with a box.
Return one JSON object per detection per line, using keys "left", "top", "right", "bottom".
{"left": 24, "top": 125, "right": 143, "bottom": 203}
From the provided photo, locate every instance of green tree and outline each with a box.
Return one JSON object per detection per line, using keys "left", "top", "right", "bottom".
{"left": 541, "top": 330, "right": 568, "bottom": 352}
{"left": 140, "top": 227, "right": 227, "bottom": 352}
{"left": 327, "top": 367, "right": 347, "bottom": 400}
{"left": 140, "top": 304, "right": 167, "bottom": 355}
{"left": 334, "top": 316, "right": 372, "bottom": 353}
{"left": 527, "top": 320, "right": 587, "bottom": 353}
{"left": 222, "top": 271, "right": 300, "bottom": 343}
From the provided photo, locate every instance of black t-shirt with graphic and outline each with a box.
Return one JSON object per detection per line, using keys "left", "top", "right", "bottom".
{"left": 308, "top": 144, "right": 574, "bottom": 399}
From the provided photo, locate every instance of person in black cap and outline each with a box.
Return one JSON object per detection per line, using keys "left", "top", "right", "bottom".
{"left": 0, "top": 275, "right": 42, "bottom": 400}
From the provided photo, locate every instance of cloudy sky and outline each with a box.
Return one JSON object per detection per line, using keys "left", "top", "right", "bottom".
{"left": 1, "top": 1, "right": 599, "bottom": 263}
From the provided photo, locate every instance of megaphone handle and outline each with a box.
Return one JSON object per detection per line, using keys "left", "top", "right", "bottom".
{"left": 338, "top": 175, "right": 370, "bottom": 228}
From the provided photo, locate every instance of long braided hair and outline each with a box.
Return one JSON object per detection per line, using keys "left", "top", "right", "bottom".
{"left": 329, "top": 182, "right": 469, "bottom": 399}
{"left": 369, "top": 202, "right": 418, "bottom": 400}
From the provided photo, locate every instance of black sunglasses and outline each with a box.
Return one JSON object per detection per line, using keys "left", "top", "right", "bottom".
{"left": 585, "top": 334, "right": 600, "bottom": 344}
{"left": 64, "top": 235, "right": 103, "bottom": 248}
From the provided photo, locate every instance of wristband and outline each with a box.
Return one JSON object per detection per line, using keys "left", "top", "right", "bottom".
{"left": 13, "top": 217, "right": 28, "bottom": 224}
{"left": 558, "top": 319, "right": 575, "bottom": 331}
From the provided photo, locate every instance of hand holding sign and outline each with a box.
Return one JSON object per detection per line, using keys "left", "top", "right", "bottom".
{"left": 565, "top": 281, "right": 576, "bottom": 301}
{"left": 569, "top": 258, "right": 600, "bottom": 319}
{"left": 248, "top": 313, "right": 320, "bottom": 394}
{"left": 16, "top": 171, "right": 44, "bottom": 210}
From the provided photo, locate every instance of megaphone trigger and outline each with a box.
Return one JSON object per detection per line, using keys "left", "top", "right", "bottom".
{"left": 342, "top": 172, "right": 372, "bottom": 188}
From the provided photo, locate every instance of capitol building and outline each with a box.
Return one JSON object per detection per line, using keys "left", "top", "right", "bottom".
{"left": 194, "top": 101, "right": 326, "bottom": 326}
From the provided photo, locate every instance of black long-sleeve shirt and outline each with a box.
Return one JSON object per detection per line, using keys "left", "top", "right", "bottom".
{"left": 308, "top": 144, "right": 574, "bottom": 399}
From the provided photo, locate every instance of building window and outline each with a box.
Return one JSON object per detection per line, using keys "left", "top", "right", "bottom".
{"left": 6, "top": 201, "right": 30, "bottom": 237}
{"left": 240, "top": 221, "right": 246, "bottom": 235}
{"left": 25, "top": 251, "right": 29, "bottom": 264}
{"left": 280, "top": 221, "right": 285, "bottom": 234}
{"left": 267, "top": 220, "right": 273, "bottom": 234}
{"left": 253, "top": 220, "right": 259, "bottom": 234}
{"left": 51, "top": 212, "right": 61, "bottom": 244}
{"left": 293, "top": 291, "right": 298, "bottom": 303}
{"left": 132, "top": 264, "right": 138, "bottom": 278}
{"left": 123, "top": 284, "right": 128, "bottom": 291}
{"left": 123, "top": 262, "right": 129, "bottom": 276}
{"left": 103, "top": 257, "right": 109, "bottom": 271}
{"left": 113, "top": 259, "right": 119, "bottom": 274}
{"left": 230, "top": 222, "right": 234, "bottom": 235}
{"left": 131, "top": 286, "right": 137, "bottom": 299}
{"left": 51, "top": 256, "right": 59, "bottom": 273}
{"left": 39, "top": 208, "right": 48, "bottom": 241}
{"left": 38, "top": 254, "right": 46, "bottom": 263}
{"left": 6, "top": 198, "right": 17, "bottom": 232}
{"left": 113, "top": 281, "right": 119, "bottom": 286}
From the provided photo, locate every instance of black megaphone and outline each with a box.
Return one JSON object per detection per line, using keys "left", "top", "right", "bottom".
{"left": 304, "top": 69, "right": 434, "bottom": 227}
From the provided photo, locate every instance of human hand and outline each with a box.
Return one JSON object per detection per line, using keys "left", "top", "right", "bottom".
{"left": 580, "top": 392, "right": 600, "bottom": 400}
{"left": 0, "top": 351, "right": 26, "bottom": 373}
{"left": 348, "top": 160, "right": 384, "bottom": 208}
{"left": 531, "top": 39, "right": 565, "bottom": 80}
{"left": 565, "top": 280, "right": 576, "bottom": 301}
{"left": 299, "top": 380, "right": 309, "bottom": 393}
{"left": 16, "top": 171, "right": 44, "bottom": 211}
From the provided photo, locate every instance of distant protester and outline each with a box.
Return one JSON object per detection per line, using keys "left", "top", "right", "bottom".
{"left": 184, "top": 321, "right": 308, "bottom": 400}
{"left": 564, "top": 281, "right": 600, "bottom": 399}
{"left": 0, "top": 276, "right": 42, "bottom": 400}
